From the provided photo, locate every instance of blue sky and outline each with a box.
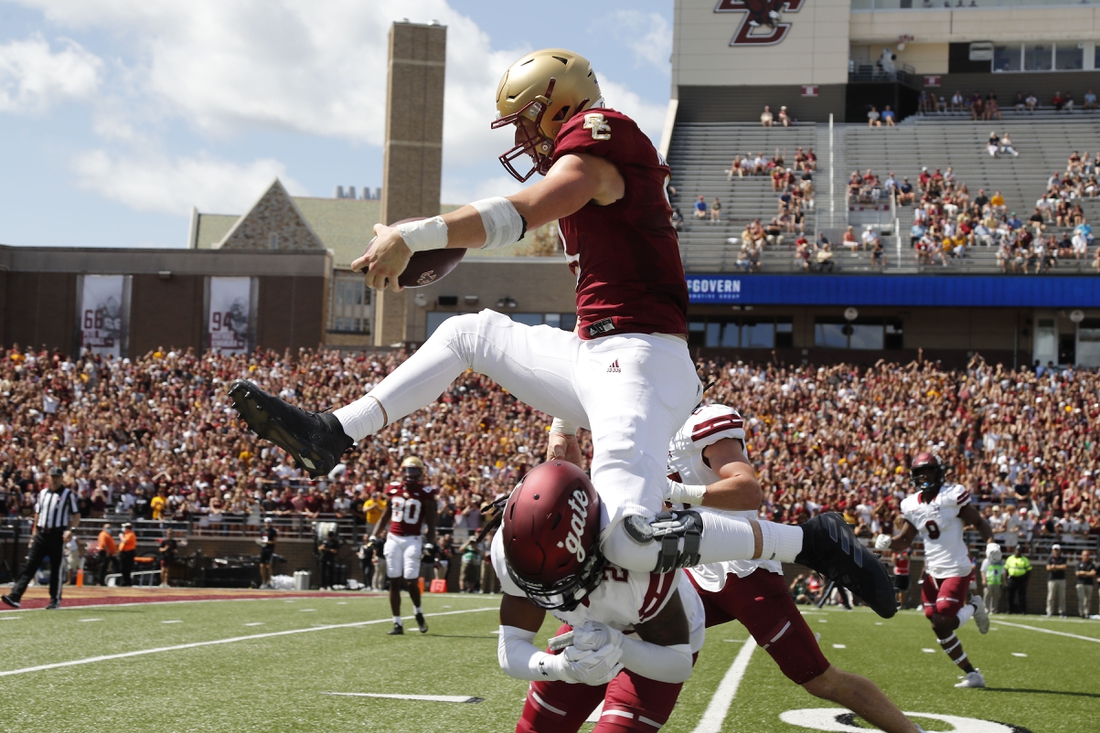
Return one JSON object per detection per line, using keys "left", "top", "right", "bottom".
{"left": 0, "top": 0, "right": 674, "bottom": 249}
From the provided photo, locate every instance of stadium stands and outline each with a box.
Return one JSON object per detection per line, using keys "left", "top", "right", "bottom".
{"left": 1, "top": 345, "right": 1096, "bottom": 571}
{"left": 669, "top": 116, "right": 1100, "bottom": 275}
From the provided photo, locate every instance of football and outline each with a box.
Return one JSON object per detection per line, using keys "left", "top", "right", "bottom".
{"left": 398, "top": 247, "right": 466, "bottom": 288}
{"left": 391, "top": 217, "right": 466, "bottom": 289}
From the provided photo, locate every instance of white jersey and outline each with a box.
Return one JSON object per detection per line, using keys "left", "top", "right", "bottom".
{"left": 900, "top": 484, "right": 973, "bottom": 578}
{"left": 667, "top": 404, "right": 781, "bottom": 590}
{"left": 491, "top": 531, "right": 705, "bottom": 654}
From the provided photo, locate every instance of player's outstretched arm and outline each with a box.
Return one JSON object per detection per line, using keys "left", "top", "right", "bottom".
{"left": 670, "top": 438, "right": 762, "bottom": 511}
{"left": 958, "top": 504, "right": 994, "bottom": 545}
{"left": 354, "top": 153, "right": 622, "bottom": 290}
{"left": 874, "top": 521, "right": 918, "bottom": 553}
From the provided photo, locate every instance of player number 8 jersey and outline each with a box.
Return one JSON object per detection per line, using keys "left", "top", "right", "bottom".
{"left": 900, "top": 483, "right": 973, "bottom": 577}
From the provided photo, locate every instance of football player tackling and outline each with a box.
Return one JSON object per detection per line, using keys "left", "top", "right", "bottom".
{"left": 668, "top": 403, "right": 922, "bottom": 733}
{"left": 229, "top": 48, "right": 894, "bottom": 618}
{"left": 492, "top": 461, "right": 706, "bottom": 733}
{"left": 875, "top": 453, "right": 997, "bottom": 688}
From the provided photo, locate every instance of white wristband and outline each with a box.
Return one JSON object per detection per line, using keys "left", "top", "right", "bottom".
{"left": 667, "top": 481, "right": 706, "bottom": 504}
{"left": 550, "top": 417, "right": 577, "bottom": 436}
{"left": 471, "top": 196, "right": 525, "bottom": 250}
{"left": 396, "top": 216, "right": 449, "bottom": 253}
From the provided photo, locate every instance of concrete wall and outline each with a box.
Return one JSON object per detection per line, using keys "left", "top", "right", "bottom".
{"left": 850, "top": 6, "right": 1100, "bottom": 45}
{"left": 0, "top": 247, "right": 330, "bottom": 356}
{"left": 674, "top": 0, "right": 852, "bottom": 88}
{"left": 676, "top": 84, "right": 848, "bottom": 123}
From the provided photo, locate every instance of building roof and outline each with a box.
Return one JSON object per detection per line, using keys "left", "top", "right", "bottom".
{"left": 190, "top": 179, "right": 559, "bottom": 269}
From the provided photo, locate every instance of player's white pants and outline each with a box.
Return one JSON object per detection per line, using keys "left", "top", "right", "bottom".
{"left": 346, "top": 310, "right": 777, "bottom": 572}
{"left": 384, "top": 534, "right": 423, "bottom": 580}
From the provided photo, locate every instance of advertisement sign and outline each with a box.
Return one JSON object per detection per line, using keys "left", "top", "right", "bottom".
{"left": 207, "top": 277, "right": 252, "bottom": 354}
{"left": 686, "top": 274, "right": 1100, "bottom": 307}
{"left": 79, "top": 275, "right": 127, "bottom": 357}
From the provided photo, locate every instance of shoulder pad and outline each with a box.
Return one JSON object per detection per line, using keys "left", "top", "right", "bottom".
{"left": 942, "top": 484, "right": 971, "bottom": 508}
{"left": 688, "top": 404, "right": 746, "bottom": 447}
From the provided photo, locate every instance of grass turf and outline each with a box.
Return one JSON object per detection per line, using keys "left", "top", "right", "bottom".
{"left": 1, "top": 593, "right": 1097, "bottom": 732}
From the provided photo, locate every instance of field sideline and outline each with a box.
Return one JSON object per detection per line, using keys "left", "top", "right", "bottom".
{"left": 2, "top": 589, "right": 1097, "bottom": 732}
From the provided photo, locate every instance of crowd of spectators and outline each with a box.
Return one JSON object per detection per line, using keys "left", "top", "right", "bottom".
{"left": 3, "top": 346, "right": 1099, "bottom": 554}
{"left": 918, "top": 89, "right": 1099, "bottom": 117}
{"left": 863, "top": 163, "right": 1100, "bottom": 272}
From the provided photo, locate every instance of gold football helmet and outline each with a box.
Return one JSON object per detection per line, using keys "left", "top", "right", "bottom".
{"left": 492, "top": 48, "right": 603, "bottom": 182}
{"left": 401, "top": 455, "right": 426, "bottom": 480}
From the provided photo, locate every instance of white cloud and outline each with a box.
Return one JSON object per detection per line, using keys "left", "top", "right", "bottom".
{"left": 13, "top": 1, "right": 668, "bottom": 216}
{"left": 72, "top": 149, "right": 305, "bottom": 215}
{"left": 602, "top": 11, "right": 672, "bottom": 75}
{"left": 598, "top": 77, "right": 668, "bottom": 143}
{"left": 0, "top": 33, "right": 101, "bottom": 114}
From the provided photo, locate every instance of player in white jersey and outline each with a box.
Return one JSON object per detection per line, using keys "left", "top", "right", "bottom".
{"left": 492, "top": 461, "right": 705, "bottom": 733}
{"left": 668, "top": 404, "right": 922, "bottom": 733}
{"left": 875, "top": 453, "right": 998, "bottom": 688}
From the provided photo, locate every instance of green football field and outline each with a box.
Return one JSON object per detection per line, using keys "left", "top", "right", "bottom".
{"left": 1, "top": 592, "right": 1097, "bottom": 732}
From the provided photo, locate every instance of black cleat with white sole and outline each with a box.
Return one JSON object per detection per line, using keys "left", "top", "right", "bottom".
{"left": 388, "top": 623, "right": 404, "bottom": 636}
{"left": 228, "top": 380, "right": 354, "bottom": 477}
{"left": 415, "top": 612, "right": 429, "bottom": 634}
{"left": 795, "top": 512, "right": 897, "bottom": 619}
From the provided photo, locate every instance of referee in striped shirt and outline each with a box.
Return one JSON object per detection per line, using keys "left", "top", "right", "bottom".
{"left": 3, "top": 466, "right": 80, "bottom": 610}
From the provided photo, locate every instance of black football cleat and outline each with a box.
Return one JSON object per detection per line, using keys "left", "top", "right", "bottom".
{"left": 1, "top": 594, "right": 21, "bottom": 609}
{"left": 415, "top": 612, "right": 428, "bottom": 634}
{"left": 796, "top": 512, "right": 897, "bottom": 619}
{"left": 45, "top": 601, "right": 60, "bottom": 610}
{"left": 228, "top": 380, "right": 354, "bottom": 477}
{"left": 387, "top": 623, "right": 404, "bottom": 636}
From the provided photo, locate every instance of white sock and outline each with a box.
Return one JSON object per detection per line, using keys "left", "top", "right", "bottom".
{"left": 414, "top": 606, "right": 422, "bottom": 615}
{"left": 957, "top": 604, "right": 975, "bottom": 627}
{"left": 758, "top": 520, "right": 805, "bottom": 562}
{"left": 334, "top": 395, "right": 387, "bottom": 442}
{"left": 393, "top": 616, "right": 403, "bottom": 626}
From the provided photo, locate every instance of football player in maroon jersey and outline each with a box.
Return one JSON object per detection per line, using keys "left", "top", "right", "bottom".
{"left": 668, "top": 404, "right": 922, "bottom": 733}
{"left": 370, "top": 456, "right": 436, "bottom": 635}
{"left": 229, "top": 49, "right": 895, "bottom": 620}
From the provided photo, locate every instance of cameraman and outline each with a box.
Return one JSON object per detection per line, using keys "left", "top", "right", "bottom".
{"left": 319, "top": 529, "right": 340, "bottom": 590}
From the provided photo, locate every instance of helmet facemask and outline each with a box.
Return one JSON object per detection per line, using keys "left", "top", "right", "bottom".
{"left": 506, "top": 547, "right": 605, "bottom": 612}
{"left": 492, "top": 78, "right": 585, "bottom": 182}
{"left": 910, "top": 465, "right": 944, "bottom": 498}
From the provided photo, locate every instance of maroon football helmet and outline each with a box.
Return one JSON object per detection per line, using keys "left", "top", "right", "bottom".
{"left": 910, "top": 452, "right": 945, "bottom": 497}
{"left": 502, "top": 461, "right": 605, "bottom": 612}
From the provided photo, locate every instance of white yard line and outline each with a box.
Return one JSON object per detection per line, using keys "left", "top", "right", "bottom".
{"left": 322, "top": 692, "right": 483, "bottom": 704}
{"left": 992, "top": 619, "right": 1100, "bottom": 644}
{"left": 0, "top": 607, "right": 497, "bottom": 678}
{"left": 691, "top": 639, "right": 758, "bottom": 733}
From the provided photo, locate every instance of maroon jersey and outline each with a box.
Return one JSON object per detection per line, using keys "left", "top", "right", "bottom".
{"left": 552, "top": 108, "right": 688, "bottom": 340}
{"left": 385, "top": 481, "right": 434, "bottom": 537}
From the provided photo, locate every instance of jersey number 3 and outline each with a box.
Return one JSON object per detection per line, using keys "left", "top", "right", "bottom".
{"left": 583, "top": 113, "right": 611, "bottom": 141}
{"left": 391, "top": 496, "right": 422, "bottom": 525}
{"left": 924, "top": 520, "right": 940, "bottom": 540}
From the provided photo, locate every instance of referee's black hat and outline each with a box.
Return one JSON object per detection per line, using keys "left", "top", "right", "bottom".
{"left": 48, "top": 466, "right": 64, "bottom": 477}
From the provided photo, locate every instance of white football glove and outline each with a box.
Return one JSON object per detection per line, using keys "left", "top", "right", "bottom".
{"left": 560, "top": 644, "right": 624, "bottom": 686}
{"left": 572, "top": 621, "right": 624, "bottom": 652}
{"left": 666, "top": 480, "right": 706, "bottom": 505}
{"left": 873, "top": 534, "right": 892, "bottom": 551}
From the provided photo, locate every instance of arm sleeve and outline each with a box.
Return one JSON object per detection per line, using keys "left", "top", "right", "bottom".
{"left": 497, "top": 625, "right": 565, "bottom": 682}
{"left": 618, "top": 638, "right": 693, "bottom": 684}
